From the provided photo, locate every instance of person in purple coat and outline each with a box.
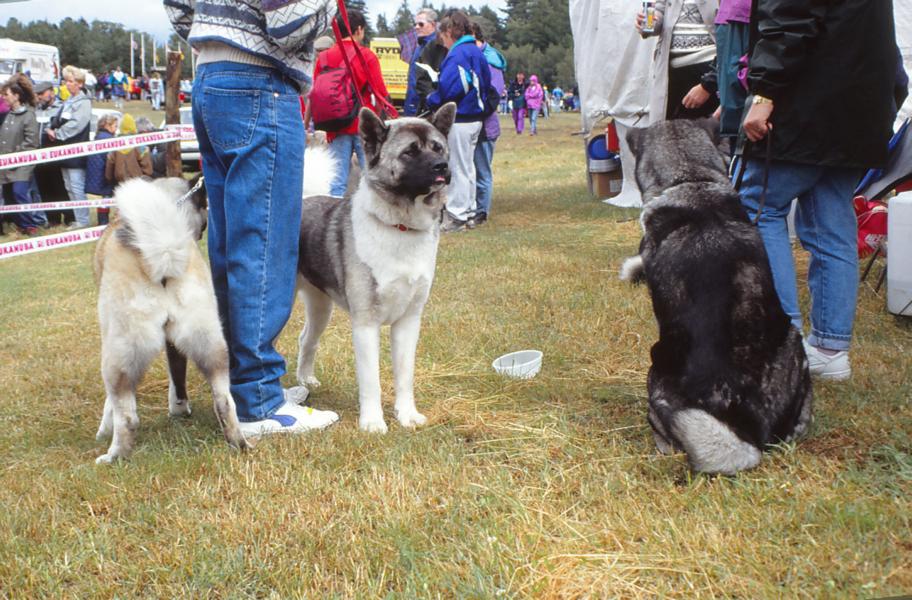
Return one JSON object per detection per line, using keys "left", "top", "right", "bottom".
{"left": 524, "top": 75, "right": 544, "bottom": 135}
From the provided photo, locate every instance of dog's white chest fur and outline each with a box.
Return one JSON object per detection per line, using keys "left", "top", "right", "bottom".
{"left": 350, "top": 189, "right": 439, "bottom": 323}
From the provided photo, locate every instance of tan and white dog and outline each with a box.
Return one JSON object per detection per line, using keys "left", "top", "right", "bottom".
{"left": 294, "top": 104, "right": 456, "bottom": 433}
{"left": 93, "top": 176, "right": 249, "bottom": 463}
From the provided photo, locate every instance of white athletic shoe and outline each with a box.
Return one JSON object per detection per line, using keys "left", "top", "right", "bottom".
{"left": 803, "top": 343, "right": 851, "bottom": 381}
{"left": 238, "top": 399, "right": 338, "bottom": 438}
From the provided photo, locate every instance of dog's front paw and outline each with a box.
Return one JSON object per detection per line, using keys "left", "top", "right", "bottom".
{"left": 168, "top": 398, "right": 192, "bottom": 417}
{"left": 95, "top": 449, "right": 127, "bottom": 464}
{"left": 359, "top": 415, "right": 389, "bottom": 434}
{"left": 396, "top": 409, "right": 428, "bottom": 429}
{"left": 619, "top": 255, "right": 645, "bottom": 283}
{"left": 302, "top": 375, "right": 321, "bottom": 388}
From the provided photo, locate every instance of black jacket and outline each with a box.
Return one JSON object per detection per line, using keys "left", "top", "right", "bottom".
{"left": 413, "top": 39, "right": 448, "bottom": 116}
{"left": 747, "top": 0, "right": 898, "bottom": 169}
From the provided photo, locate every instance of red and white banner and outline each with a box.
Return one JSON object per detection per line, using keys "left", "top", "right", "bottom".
{"left": 0, "top": 126, "right": 191, "bottom": 171}
{"left": 0, "top": 197, "right": 117, "bottom": 214}
{"left": 0, "top": 225, "right": 106, "bottom": 260}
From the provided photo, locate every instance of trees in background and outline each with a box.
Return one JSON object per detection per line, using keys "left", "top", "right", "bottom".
{"left": 371, "top": 0, "right": 575, "bottom": 89}
{"left": 0, "top": 17, "right": 195, "bottom": 79}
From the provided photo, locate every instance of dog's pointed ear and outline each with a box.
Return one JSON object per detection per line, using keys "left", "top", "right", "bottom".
{"left": 693, "top": 117, "right": 721, "bottom": 146}
{"left": 428, "top": 103, "right": 457, "bottom": 137}
{"left": 359, "top": 107, "right": 389, "bottom": 162}
{"left": 625, "top": 126, "right": 646, "bottom": 159}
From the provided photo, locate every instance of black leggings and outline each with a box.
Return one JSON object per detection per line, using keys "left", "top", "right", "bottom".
{"left": 666, "top": 60, "right": 719, "bottom": 120}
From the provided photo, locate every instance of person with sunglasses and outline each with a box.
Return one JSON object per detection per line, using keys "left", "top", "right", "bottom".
{"left": 404, "top": 8, "right": 448, "bottom": 116}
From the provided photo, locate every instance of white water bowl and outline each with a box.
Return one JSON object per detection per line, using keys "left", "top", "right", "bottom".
{"left": 492, "top": 350, "right": 543, "bottom": 380}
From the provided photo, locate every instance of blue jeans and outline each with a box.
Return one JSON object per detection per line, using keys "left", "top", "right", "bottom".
{"left": 27, "top": 176, "right": 48, "bottom": 226}
{"left": 328, "top": 134, "right": 365, "bottom": 197}
{"left": 529, "top": 107, "right": 539, "bottom": 134}
{"left": 192, "top": 62, "right": 305, "bottom": 421}
{"left": 738, "top": 160, "right": 861, "bottom": 351}
{"left": 2, "top": 181, "right": 44, "bottom": 230}
{"left": 473, "top": 139, "right": 496, "bottom": 216}
{"left": 61, "top": 168, "right": 90, "bottom": 226}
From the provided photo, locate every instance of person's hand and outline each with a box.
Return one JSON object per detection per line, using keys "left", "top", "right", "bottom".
{"left": 712, "top": 106, "right": 722, "bottom": 121}
{"left": 743, "top": 101, "right": 774, "bottom": 142}
{"left": 682, "top": 84, "right": 711, "bottom": 109}
{"left": 46, "top": 128, "right": 57, "bottom": 141}
{"left": 635, "top": 11, "right": 645, "bottom": 33}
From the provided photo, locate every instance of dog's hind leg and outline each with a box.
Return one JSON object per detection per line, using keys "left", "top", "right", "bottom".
{"left": 96, "top": 345, "right": 157, "bottom": 464}
{"left": 352, "top": 323, "right": 387, "bottom": 433}
{"left": 166, "top": 342, "right": 191, "bottom": 417}
{"left": 170, "top": 317, "right": 250, "bottom": 452}
{"left": 296, "top": 280, "right": 333, "bottom": 389}
{"left": 391, "top": 313, "right": 427, "bottom": 429}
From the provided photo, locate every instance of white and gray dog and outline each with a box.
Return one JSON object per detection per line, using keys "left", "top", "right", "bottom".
{"left": 294, "top": 104, "right": 456, "bottom": 433}
{"left": 621, "top": 119, "right": 812, "bottom": 475}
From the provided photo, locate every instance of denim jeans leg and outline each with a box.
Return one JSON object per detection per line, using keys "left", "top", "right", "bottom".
{"left": 473, "top": 139, "right": 495, "bottom": 216}
{"left": 329, "top": 134, "right": 354, "bottom": 197}
{"left": 529, "top": 108, "right": 538, "bottom": 134}
{"left": 738, "top": 159, "right": 821, "bottom": 331}
{"left": 193, "top": 62, "right": 304, "bottom": 421}
{"left": 795, "top": 168, "right": 862, "bottom": 351}
{"left": 10, "top": 181, "right": 41, "bottom": 230}
{"left": 61, "top": 168, "right": 90, "bottom": 225}
{"left": 28, "top": 175, "right": 48, "bottom": 226}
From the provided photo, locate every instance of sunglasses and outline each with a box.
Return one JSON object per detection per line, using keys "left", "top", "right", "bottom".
{"left": 414, "top": 21, "right": 428, "bottom": 27}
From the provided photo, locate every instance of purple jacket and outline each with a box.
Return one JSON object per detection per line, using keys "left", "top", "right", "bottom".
{"left": 480, "top": 43, "right": 506, "bottom": 141}
{"left": 524, "top": 76, "right": 544, "bottom": 110}
{"left": 715, "top": 0, "right": 750, "bottom": 24}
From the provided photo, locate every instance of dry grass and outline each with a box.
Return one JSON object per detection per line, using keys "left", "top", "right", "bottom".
{"left": 0, "top": 106, "right": 910, "bottom": 598}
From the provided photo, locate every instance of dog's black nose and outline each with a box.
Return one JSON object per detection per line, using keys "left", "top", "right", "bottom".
{"left": 432, "top": 161, "right": 448, "bottom": 174}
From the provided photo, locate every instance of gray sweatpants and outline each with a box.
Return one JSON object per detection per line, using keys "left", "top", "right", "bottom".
{"left": 444, "top": 121, "right": 482, "bottom": 222}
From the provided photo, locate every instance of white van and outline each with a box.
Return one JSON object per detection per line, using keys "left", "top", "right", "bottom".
{"left": 0, "top": 38, "right": 60, "bottom": 86}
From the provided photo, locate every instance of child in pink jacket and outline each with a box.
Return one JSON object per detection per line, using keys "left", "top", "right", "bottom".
{"left": 524, "top": 75, "right": 544, "bottom": 135}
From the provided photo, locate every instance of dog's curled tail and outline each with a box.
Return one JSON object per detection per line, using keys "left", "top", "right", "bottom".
{"left": 303, "top": 145, "right": 338, "bottom": 198}
{"left": 115, "top": 178, "right": 194, "bottom": 282}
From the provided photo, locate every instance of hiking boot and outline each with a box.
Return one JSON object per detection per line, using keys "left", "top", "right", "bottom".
{"left": 238, "top": 399, "right": 338, "bottom": 438}
{"left": 803, "top": 342, "right": 851, "bottom": 381}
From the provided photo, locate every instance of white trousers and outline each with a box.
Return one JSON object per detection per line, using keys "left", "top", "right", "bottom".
{"left": 445, "top": 121, "right": 482, "bottom": 222}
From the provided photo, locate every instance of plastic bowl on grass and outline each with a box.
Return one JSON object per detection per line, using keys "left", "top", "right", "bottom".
{"left": 492, "top": 350, "right": 543, "bottom": 380}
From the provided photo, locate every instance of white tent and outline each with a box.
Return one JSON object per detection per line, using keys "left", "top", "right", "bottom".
{"left": 570, "top": 1, "right": 912, "bottom": 207}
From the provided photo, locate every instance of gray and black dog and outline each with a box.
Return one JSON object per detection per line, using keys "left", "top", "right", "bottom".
{"left": 294, "top": 104, "right": 456, "bottom": 433}
{"left": 620, "top": 119, "right": 812, "bottom": 475}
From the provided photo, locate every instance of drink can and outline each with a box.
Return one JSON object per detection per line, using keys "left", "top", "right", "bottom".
{"left": 642, "top": 1, "right": 656, "bottom": 34}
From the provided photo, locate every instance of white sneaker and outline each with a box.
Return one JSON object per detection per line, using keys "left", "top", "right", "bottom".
{"left": 803, "top": 343, "right": 851, "bottom": 381}
{"left": 238, "top": 400, "right": 338, "bottom": 438}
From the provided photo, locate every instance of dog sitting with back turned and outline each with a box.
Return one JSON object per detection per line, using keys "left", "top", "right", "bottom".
{"left": 620, "top": 119, "right": 812, "bottom": 475}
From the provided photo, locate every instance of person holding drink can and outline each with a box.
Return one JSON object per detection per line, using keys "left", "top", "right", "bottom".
{"left": 635, "top": 0, "right": 719, "bottom": 123}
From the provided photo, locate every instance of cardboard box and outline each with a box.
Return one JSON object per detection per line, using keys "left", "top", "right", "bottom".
{"left": 592, "top": 169, "right": 623, "bottom": 199}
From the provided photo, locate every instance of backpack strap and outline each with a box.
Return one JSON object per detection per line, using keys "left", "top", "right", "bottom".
{"left": 332, "top": 0, "right": 399, "bottom": 119}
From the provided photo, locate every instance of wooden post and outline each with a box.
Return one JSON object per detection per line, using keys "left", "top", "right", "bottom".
{"left": 165, "top": 50, "right": 183, "bottom": 177}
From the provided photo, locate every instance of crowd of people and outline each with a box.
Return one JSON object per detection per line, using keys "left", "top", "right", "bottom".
{"left": 0, "top": 67, "right": 165, "bottom": 235}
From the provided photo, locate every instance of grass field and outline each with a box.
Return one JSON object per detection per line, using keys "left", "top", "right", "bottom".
{"left": 0, "top": 104, "right": 910, "bottom": 598}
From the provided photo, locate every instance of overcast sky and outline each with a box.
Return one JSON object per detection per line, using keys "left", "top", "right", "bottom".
{"left": 4, "top": 0, "right": 508, "bottom": 43}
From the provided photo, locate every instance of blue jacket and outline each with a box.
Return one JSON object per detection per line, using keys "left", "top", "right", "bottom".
{"left": 85, "top": 130, "right": 114, "bottom": 197}
{"left": 404, "top": 32, "right": 437, "bottom": 116}
{"left": 426, "top": 36, "right": 491, "bottom": 123}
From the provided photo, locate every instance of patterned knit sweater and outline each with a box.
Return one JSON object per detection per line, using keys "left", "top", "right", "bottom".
{"left": 164, "top": 0, "right": 337, "bottom": 91}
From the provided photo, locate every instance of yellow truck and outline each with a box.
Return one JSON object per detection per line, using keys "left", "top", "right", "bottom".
{"left": 369, "top": 37, "right": 408, "bottom": 105}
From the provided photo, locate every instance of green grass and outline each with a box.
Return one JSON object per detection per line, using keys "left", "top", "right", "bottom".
{"left": 0, "top": 108, "right": 910, "bottom": 598}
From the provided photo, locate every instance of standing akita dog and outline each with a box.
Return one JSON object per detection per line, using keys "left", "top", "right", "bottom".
{"left": 93, "top": 176, "right": 249, "bottom": 463}
{"left": 294, "top": 104, "right": 456, "bottom": 433}
{"left": 621, "top": 120, "right": 813, "bottom": 475}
